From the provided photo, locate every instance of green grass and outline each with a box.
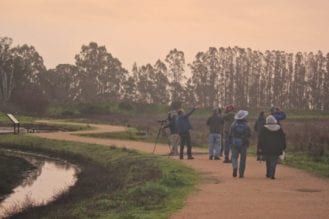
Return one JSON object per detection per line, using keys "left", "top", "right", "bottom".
{"left": 78, "top": 128, "right": 149, "bottom": 142}
{"left": 284, "top": 151, "right": 329, "bottom": 178}
{"left": 0, "top": 112, "right": 93, "bottom": 132}
{"left": 0, "top": 153, "right": 35, "bottom": 199}
{"left": 0, "top": 135, "right": 199, "bottom": 218}
{"left": 0, "top": 112, "right": 35, "bottom": 124}
{"left": 285, "top": 110, "right": 329, "bottom": 120}
{"left": 46, "top": 101, "right": 171, "bottom": 117}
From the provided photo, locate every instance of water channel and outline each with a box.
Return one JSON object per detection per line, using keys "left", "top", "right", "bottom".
{"left": 0, "top": 149, "right": 79, "bottom": 218}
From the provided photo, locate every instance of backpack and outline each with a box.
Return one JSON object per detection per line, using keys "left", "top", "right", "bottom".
{"left": 232, "top": 121, "right": 249, "bottom": 139}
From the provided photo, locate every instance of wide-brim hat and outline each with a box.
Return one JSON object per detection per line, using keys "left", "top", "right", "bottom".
{"left": 234, "top": 110, "right": 248, "bottom": 120}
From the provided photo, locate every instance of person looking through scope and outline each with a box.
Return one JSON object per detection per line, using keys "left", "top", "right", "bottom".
{"left": 164, "top": 110, "right": 180, "bottom": 156}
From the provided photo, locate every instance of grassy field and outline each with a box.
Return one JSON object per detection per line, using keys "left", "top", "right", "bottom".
{"left": 0, "top": 134, "right": 198, "bottom": 219}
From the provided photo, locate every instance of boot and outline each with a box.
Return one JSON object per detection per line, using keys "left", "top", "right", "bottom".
{"left": 233, "top": 168, "right": 237, "bottom": 177}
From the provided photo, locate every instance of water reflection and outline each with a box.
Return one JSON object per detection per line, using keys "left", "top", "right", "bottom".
{"left": 0, "top": 150, "right": 79, "bottom": 218}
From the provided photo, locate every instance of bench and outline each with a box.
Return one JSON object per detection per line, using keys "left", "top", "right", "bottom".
{"left": 6, "top": 113, "right": 20, "bottom": 134}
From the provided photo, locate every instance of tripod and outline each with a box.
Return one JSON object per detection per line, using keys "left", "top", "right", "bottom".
{"left": 152, "top": 120, "right": 172, "bottom": 155}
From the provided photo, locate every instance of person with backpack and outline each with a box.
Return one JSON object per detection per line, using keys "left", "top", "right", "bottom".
{"left": 258, "top": 115, "right": 286, "bottom": 179}
{"left": 206, "top": 108, "right": 224, "bottom": 160}
{"left": 230, "top": 110, "right": 251, "bottom": 178}
{"left": 176, "top": 107, "right": 196, "bottom": 160}
{"left": 222, "top": 104, "right": 235, "bottom": 163}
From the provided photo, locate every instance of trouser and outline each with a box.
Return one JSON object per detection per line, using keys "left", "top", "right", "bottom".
{"left": 179, "top": 131, "right": 192, "bottom": 158}
{"left": 169, "top": 134, "right": 180, "bottom": 155}
{"left": 224, "top": 131, "right": 231, "bottom": 160}
{"left": 231, "top": 138, "right": 247, "bottom": 177}
{"left": 264, "top": 155, "right": 278, "bottom": 177}
{"left": 208, "top": 133, "right": 221, "bottom": 158}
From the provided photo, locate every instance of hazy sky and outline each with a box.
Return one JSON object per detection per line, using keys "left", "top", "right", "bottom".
{"left": 1, "top": 0, "right": 329, "bottom": 70}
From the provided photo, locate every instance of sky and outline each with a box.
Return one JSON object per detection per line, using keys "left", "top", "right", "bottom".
{"left": 1, "top": 0, "right": 329, "bottom": 70}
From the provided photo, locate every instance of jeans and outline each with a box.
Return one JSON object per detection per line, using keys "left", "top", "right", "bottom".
{"left": 231, "top": 138, "right": 247, "bottom": 177}
{"left": 264, "top": 155, "right": 278, "bottom": 177}
{"left": 224, "top": 131, "right": 231, "bottom": 160}
{"left": 208, "top": 133, "right": 221, "bottom": 158}
{"left": 179, "top": 131, "right": 192, "bottom": 158}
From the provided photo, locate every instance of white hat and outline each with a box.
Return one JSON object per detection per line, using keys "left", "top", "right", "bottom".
{"left": 264, "top": 115, "right": 280, "bottom": 131}
{"left": 234, "top": 110, "right": 248, "bottom": 120}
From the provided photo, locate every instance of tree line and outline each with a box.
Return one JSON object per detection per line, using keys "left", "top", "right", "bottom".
{"left": 1, "top": 36, "right": 329, "bottom": 112}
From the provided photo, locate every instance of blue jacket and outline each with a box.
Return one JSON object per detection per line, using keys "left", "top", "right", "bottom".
{"left": 176, "top": 109, "right": 195, "bottom": 134}
{"left": 272, "top": 111, "right": 286, "bottom": 122}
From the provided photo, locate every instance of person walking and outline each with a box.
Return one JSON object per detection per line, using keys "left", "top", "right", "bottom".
{"left": 206, "top": 108, "right": 224, "bottom": 160}
{"left": 164, "top": 110, "right": 180, "bottom": 156}
{"left": 258, "top": 115, "right": 286, "bottom": 179}
{"left": 254, "top": 111, "right": 266, "bottom": 160}
{"left": 176, "top": 107, "right": 196, "bottom": 160}
{"left": 230, "top": 110, "right": 251, "bottom": 178}
{"left": 222, "top": 104, "right": 235, "bottom": 163}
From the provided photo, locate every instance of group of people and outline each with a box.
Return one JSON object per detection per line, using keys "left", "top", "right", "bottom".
{"left": 165, "top": 105, "right": 287, "bottom": 180}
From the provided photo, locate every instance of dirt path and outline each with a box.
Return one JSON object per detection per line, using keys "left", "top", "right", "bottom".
{"left": 33, "top": 121, "right": 329, "bottom": 219}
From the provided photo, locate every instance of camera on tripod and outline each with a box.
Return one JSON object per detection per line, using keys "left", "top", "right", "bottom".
{"left": 157, "top": 119, "right": 168, "bottom": 124}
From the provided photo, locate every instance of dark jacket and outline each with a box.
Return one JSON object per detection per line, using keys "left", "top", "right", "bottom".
{"left": 258, "top": 127, "right": 286, "bottom": 156}
{"left": 206, "top": 114, "right": 224, "bottom": 133}
{"left": 223, "top": 112, "right": 235, "bottom": 133}
{"left": 176, "top": 108, "right": 195, "bottom": 134}
{"left": 164, "top": 116, "right": 177, "bottom": 134}
{"left": 254, "top": 117, "right": 266, "bottom": 136}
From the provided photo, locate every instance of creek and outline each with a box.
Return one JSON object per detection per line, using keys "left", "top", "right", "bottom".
{"left": 0, "top": 149, "right": 79, "bottom": 218}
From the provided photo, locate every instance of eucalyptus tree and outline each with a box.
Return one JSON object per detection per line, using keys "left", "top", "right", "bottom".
{"left": 75, "top": 42, "right": 127, "bottom": 102}
{"left": 189, "top": 51, "right": 208, "bottom": 107}
{"left": 8, "top": 43, "right": 48, "bottom": 112}
{"left": 324, "top": 53, "right": 329, "bottom": 110}
{"left": 122, "top": 63, "right": 138, "bottom": 102}
{"left": 135, "top": 64, "right": 154, "bottom": 104}
{"left": 221, "top": 47, "right": 235, "bottom": 106}
{"left": 233, "top": 47, "right": 250, "bottom": 108}
{"left": 165, "top": 49, "right": 185, "bottom": 103}
{"left": 248, "top": 50, "right": 263, "bottom": 108}
{"left": 183, "top": 78, "right": 197, "bottom": 106}
{"left": 40, "top": 64, "right": 79, "bottom": 102}
{"left": 285, "top": 53, "right": 294, "bottom": 109}
{"left": 153, "top": 60, "right": 170, "bottom": 104}
{"left": 291, "top": 52, "right": 307, "bottom": 109}
{"left": 0, "top": 37, "right": 15, "bottom": 104}
{"left": 11, "top": 44, "right": 46, "bottom": 88}
{"left": 307, "top": 51, "right": 326, "bottom": 110}
{"left": 204, "top": 47, "right": 221, "bottom": 107}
